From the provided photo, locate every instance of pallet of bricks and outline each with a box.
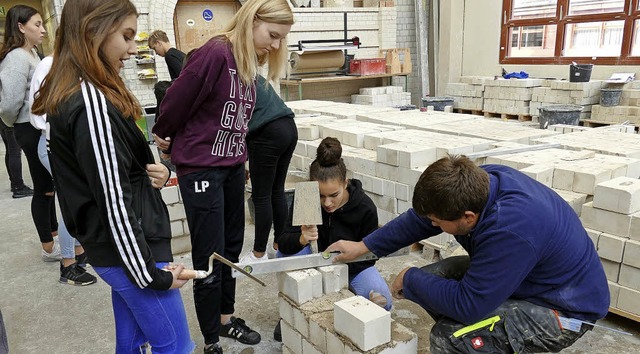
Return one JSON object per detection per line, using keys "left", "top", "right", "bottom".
{"left": 588, "top": 81, "right": 640, "bottom": 128}
{"left": 445, "top": 76, "right": 490, "bottom": 114}
{"left": 351, "top": 86, "right": 411, "bottom": 108}
{"left": 529, "top": 80, "right": 605, "bottom": 123}
{"left": 483, "top": 78, "right": 545, "bottom": 121}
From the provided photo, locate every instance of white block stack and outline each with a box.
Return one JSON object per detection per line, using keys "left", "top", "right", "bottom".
{"left": 351, "top": 86, "right": 412, "bottom": 108}
{"left": 445, "top": 76, "right": 491, "bottom": 111}
{"left": 483, "top": 78, "right": 545, "bottom": 117}
{"left": 529, "top": 80, "right": 605, "bottom": 122}
{"left": 582, "top": 177, "right": 640, "bottom": 318}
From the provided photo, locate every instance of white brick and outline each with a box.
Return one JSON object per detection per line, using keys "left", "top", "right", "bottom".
{"left": 585, "top": 228, "right": 601, "bottom": 248}
{"left": 593, "top": 177, "right": 640, "bottom": 214}
{"left": 617, "top": 285, "right": 640, "bottom": 315}
{"left": 395, "top": 183, "right": 411, "bottom": 201}
{"left": 293, "top": 307, "right": 310, "bottom": 338}
{"left": 601, "top": 258, "right": 621, "bottom": 282}
{"left": 623, "top": 239, "right": 640, "bottom": 268}
{"left": 552, "top": 168, "right": 574, "bottom": 191}
{"left": 609, "top": 281, "right": 620, "bottom": 307}
{"left": 308, "top": 312, "right": 330, "bottom": 353}
{"left": 326, "top": 329, "right": 346, "bottom": 354}
{"left": 597, "top": 233, "right": 626, "bottom": 263}
{"left": 520, "top": 165, "right": 554, "bottom": 187}
{"left": 279, "top": 295, "right": 294, "bottom": 326}
{"left": 281, "top": 320, "right": 303, "bottom": 354}
{"left": 160, "top": 186, "right": 180, "bottom": 204}
{"left": 619, "top": 264, "right": 640, "bottom": 291}
{"left": 166, "top": 203, "right": 186, "bottom": 222}
{"left": 629, "top": 213, "right": 640, "bottom": 241}
{"left": 278, "top": 269, "right": 324, "bottom": 305}
{"left": 318, "top": 264, "right": 349, "bottom": 294}
{"left": 303, "top": 338, "right": 323, "bottom": 354}
{"left": 170, "top": 220, "right": 183, "bottom": 237}
{"left": 334, "top": 296, "right": 391, "bottom": 351}
{"left": 580, "top": 202, "right": 631, "bottom": 238}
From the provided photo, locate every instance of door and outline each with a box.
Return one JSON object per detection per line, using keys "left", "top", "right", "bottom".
{"left": 174, "top": 0, "right": 240, "bottom": 54}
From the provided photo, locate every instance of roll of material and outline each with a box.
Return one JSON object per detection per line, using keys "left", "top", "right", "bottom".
{"left": 289, "top": 50, "right": 345, "bottom": 71}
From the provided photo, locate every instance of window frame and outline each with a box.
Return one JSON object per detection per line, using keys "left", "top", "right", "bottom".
{"left": 500, "top": 0, "right": 640, "bottom": 65}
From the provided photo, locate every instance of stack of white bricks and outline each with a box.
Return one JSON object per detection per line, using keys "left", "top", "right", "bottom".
{"left": 278, "top": 265, "right": 418, "bottom": 354}
{"left": 483, "top": 78, "right": 545, "bottom": 117}
{"left": 160, "top": 185, "right": 191, "bottom": 254}
{"left": 445, "top": 76, "right": 491, "bottom": 111}
{"left": 351, "top": 86, "right": 412, "bottom": 108}
{"left": 581, "top": 177, "right": 640, "bottom": 319}
{"left": 529, "top": 80, "right": 605, "bottom": 122}
{"left": 589, "top": 81, "right": 640, "bottom": 126}
{"left": 288, "top": 101, "right": 399, "bottom": 120}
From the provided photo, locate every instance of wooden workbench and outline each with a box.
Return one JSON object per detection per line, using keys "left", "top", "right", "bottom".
{"left": 281, "top": 73, "right": 409, "bottom": 101}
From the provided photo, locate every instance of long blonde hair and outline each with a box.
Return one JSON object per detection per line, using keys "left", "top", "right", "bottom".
{"left": 220, "top": 0, "right": 293, "bottom": 85}
{"left": 32, "top": 0, "right": 140, "bottom": 119}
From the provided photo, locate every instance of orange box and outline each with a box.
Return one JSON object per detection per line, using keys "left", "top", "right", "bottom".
{"left": 349, "top": 58, "right": 387, "bottom": 76}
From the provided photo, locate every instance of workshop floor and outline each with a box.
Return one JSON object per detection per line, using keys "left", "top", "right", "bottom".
{"left": 1, "top": 149, "right": 639, "bottom": 353}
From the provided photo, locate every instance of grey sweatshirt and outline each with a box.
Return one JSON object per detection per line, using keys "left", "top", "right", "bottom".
{"left": 0, "top": 48, "right": 40, "bottom": 127}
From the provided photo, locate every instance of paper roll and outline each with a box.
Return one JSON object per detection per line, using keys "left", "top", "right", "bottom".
{"left": 289, "top": 50, "right": 345, "bottom": 71}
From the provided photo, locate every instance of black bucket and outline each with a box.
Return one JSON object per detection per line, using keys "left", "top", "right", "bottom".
{"left": 421, "top": 96, "right": 455, "bottom": 111}
{"left": 538, "top": 104, "right": 582, "bottom": 129}
{"left": 600, "top": 88, "right": 622, "bottom": 107}
{"left": 569, "top": 64, "right": 593, "bottom": 83}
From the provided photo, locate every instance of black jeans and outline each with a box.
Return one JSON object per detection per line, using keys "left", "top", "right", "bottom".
{"left": 179, "top": 165, "right": 245, "bottom": 345}
{"left": 0, "top": 120, "right": 25, "bottom": 190}
{"left": 13, "top": 123, "right": 56, "bottom": 243}
{"left": 247, "top": 117, "right": 297, "bottom": 252}
{"left": 422, "top": 256, "right": 591, "bottom": 354}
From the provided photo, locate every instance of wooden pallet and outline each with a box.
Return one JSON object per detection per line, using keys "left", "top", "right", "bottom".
{"left": 483, "top": 111, "right": 533, "bottom": 122}
{"left": 582, "top": 119, "right": 640, "bottom": 131}
{"left": 609, "top": 307, "right": 640, "bottom": 323}
{"left": 453, "top": 108, "right": 483, "bottom": 116}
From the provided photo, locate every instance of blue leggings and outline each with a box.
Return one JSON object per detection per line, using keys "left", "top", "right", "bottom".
{"left": 277, "top": 246, "right": 393, "bottom": 310}
{"left": 93, "top": 263, "right": 195, "bottom": 354}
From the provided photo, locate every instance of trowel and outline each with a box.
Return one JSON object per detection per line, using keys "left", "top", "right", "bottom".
{"left": 291, "top": 181, "right": 323, "bottom": 253}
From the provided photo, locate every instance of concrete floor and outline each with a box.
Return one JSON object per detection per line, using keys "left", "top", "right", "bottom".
{"left": 1, "top": 149, "right": 640, "bottom": 353}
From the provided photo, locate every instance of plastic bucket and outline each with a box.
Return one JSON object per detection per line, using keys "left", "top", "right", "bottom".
{"left": 421, "top": 97, "right": 455, "bottom": 111}
{"left": 600, "top": 88, "right": 622, "bottom": 107}
{"left": 538, "top": 104, "right": 582, "bottom": 129}
{"left": 569, "top": 64, "right": 593, "bottom": 83}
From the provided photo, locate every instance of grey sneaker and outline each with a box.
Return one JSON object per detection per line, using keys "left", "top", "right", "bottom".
{"left": 42, "top": 241, "right": 61, "bottom": 262}
{"left": 203, "top": 343, "right": 223, "bottom": 353}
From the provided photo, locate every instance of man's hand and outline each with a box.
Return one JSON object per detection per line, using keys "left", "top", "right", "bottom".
{"left": 146, "top": 163, "right": 169, "bottom": 189}
{"left": 391, "top": 267, "right": 411, "bottom": 299}
{"left": 153, "top": 134, "right": 171, "bottom": 151}
{"left": 326, "top": 240, "right": 370, "bottom": 263}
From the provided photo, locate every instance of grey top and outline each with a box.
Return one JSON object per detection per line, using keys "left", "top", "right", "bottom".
{"left": 0, "top": 48, "right": 40, "bottom": 127}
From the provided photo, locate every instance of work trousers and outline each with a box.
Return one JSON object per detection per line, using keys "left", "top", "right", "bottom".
{"left": 247, "top": 117, "right": 297, "bottom": 252}
{"left": 421, "top": 256, "right": 591, "bottom": 354}
{"left": 179, "top": 165, "right": 245, "bottom": 345}
{"left": 93, "top": 263, "right": 195, "bottom": 354}
{"left": 0, "top": 121, "right": 24, "bottom": 190}
{"left": 13, "top": 122, "right": 56, "bottom": 243}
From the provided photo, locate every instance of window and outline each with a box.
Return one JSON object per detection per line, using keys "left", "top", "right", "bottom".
{"left": 501, "top": 0, "right": 640, "bottom": 64}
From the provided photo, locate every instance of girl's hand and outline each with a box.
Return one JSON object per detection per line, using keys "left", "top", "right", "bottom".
{"left": 146, "top": 163, "right": 169, "bottom": 189}
{"left": 299, "top": 225, "right": 318, "bottom": 246}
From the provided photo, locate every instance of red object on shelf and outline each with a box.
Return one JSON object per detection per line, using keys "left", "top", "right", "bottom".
{"left": 165, "top": 177, "right": 179, "bottom": 187}
{"left": 349, "top": 58, "right": 387, "bottom": 76}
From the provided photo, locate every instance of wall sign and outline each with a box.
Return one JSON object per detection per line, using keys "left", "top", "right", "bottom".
{"left": 202, "top": 9, "right": 213, "bottom": 22}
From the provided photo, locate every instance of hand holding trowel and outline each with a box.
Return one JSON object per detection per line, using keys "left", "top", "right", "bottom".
{"left": 292, "top": 181, "right": 323, "bottom": 253}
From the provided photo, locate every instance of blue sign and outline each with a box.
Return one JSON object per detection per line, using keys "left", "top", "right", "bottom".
{"left": 202, "top": 9, "right": 213, "bottom": 22}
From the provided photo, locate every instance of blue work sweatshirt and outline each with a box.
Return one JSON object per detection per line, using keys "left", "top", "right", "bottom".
{"left": 363, "top": 164, "right": 609, "bottom": 324}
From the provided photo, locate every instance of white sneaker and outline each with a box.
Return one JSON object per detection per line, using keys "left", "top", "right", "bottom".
{"left": 239, "top": 251, "right": 269, "bottom": 264}
{"left": 42, "top": 240, "right": 62, "bottom": 262}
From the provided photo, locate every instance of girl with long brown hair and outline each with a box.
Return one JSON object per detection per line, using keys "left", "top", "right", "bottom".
{"left": 32, "top": 0, "right": 194, "bottom": 352}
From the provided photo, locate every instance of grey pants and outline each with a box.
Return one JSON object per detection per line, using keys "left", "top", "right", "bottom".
{"left": 422, "top": 256, "right": 590, "bottom": 354}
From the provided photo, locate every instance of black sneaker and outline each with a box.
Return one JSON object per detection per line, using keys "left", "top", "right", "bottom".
{"left": 273, "top": 320, "right": 282, "bottom": 342}
{"left": 60, "top": 262, "right": 97, "bottom": 286}
{"left": 220, "top": 316, "right": 261, "bottom": 345}
{"left": 75, "top": 252, "right": 89, "bottom": 268}
{"left": 203, "top": 343, "right": 223, "bottom": 353}
{"left": 12, "top": 186, "right": 33, "bottom": 199}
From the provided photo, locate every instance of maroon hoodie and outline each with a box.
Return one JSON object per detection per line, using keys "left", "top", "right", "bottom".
{"left": 152, "top": 38, "right": 256, "bottom": 176}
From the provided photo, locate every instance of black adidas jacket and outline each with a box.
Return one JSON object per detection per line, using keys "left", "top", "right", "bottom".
{"left": 48, "top": 82, "right": 173, "bottom": 290}
{"left": 279, "top": 179, "right": 378, "bottom": 276}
